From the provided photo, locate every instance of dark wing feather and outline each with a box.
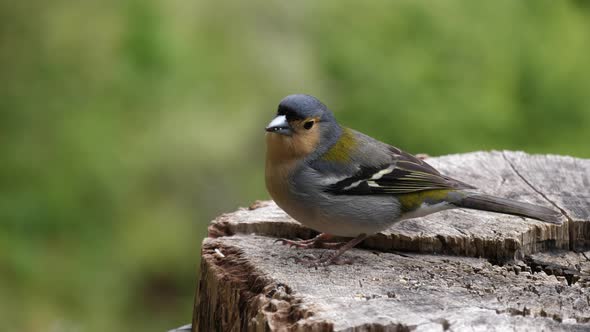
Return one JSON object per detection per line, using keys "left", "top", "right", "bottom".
{"left": 326, "top": 146, "right": 475, "bottom": 195}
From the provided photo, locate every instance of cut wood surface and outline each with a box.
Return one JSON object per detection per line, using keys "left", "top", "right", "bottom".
{"left": 192, "top": 151, "right": 590, "bottom": 331}
{"left": 195, "top": 236, "right": 590, "bottom": 331}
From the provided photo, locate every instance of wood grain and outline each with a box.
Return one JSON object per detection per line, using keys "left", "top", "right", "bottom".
{"left": 195, "top": 235, "right": 590, "bottom": 331}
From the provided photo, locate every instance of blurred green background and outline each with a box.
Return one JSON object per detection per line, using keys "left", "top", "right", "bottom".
{"left": 1, "top": 0, "right": 589, "bottom": 331}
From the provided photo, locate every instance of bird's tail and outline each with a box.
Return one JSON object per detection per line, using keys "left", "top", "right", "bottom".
{"left": 454, "top": 193, "right": 563, "bottom": 224}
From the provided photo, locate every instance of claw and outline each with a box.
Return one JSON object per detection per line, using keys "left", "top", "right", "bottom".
{"left": 274, "top": 238, "right": 287, "bottom": 245}
{"left": 273, "top": 233, "right": 344, "bottom": 249}
{"left": 283, "top": 233, "right": 368, "bottom": 267}
{"left": 274, "top": 237, "right": 321, "bottom": 249}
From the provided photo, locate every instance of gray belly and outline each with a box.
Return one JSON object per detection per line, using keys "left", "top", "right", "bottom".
{"left": 277, "top": 191, "right": 402, "bottom": 237}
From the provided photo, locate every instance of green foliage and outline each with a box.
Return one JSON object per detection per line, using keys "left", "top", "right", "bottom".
{"left": 0, "top": 0, "right": 588, "bottom": 331}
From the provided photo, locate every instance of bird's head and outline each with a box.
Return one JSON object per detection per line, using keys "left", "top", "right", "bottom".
{"left": 265, "top": 94, "right": 340, "bottom": 160}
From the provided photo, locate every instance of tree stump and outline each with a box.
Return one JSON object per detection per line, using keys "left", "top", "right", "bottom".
{"left": 191, "top": 151, "right": 590, "bottom": 331}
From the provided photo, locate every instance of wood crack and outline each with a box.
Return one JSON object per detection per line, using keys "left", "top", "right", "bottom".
{"left": 522, "top": 255, "right": 582, "bottom": 286}
{"left": 502, "top": 151, "right": 575, "bottom": 250}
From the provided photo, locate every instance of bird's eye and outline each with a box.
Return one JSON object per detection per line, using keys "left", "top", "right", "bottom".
{"left": 303, "top": 121, "right": 314, "bottom": 130}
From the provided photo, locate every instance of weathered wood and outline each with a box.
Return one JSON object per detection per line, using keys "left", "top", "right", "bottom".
{"left": 501, "top": 152, "right": 590, "bottom": 250}
{"left": 195, "top": 236, "right": 590, "bottom": 331}
{"left": 193, "top": 151, "right": 590, "bottom": 331}
{"left": 526, "top": 251, "right": 590, "bottom": 286}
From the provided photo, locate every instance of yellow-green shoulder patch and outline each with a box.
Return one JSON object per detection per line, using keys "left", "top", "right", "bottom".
{"left": 321, "top": 127, "right": 357, "bottom": 162}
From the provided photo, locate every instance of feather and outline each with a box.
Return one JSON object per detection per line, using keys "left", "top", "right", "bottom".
{"left": 324, "top": 140, "right": 475, "bottom": 195}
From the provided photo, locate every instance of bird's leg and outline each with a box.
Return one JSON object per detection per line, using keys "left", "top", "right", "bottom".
{"left": 295, "top": 233, "right": 368, "bottom": 267}
{"left": 274, "top": 233, "right": 339, "bottom": 249}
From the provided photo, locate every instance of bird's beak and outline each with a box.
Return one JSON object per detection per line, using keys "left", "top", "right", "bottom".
{"left": 265, "top": 115, "right": 292, "bottom": 136}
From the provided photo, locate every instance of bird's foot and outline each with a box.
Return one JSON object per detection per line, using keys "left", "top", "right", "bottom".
{"left": 274, "top": 237, "right": 318, "bottom": 248}
{"left": 287, "top": 233, "right": 369, "bottom": 268}
{"left": 274, "top": 233, "right": 341, "bottom": 249}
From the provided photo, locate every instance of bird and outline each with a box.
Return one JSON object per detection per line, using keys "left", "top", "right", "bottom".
{"left": 264, "top": 94, "right": 562, "bottom": 266}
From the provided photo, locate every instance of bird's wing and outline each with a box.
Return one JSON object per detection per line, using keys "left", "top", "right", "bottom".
{"left": 322, "top": 142, "right": 475, "bottom": 196}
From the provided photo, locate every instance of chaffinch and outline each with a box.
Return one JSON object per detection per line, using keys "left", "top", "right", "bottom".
{"left": 265, "top": 94, "right": 562, "bottom": 266}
